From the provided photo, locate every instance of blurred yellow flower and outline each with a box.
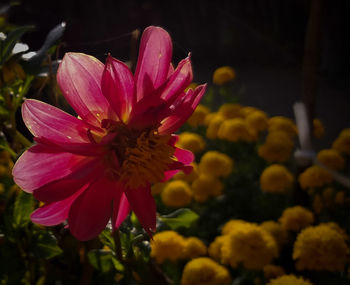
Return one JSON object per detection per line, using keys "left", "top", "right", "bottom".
{"left": 267, "top": 275, "right": 314, "bottom": 285}
{"left": 332, "top": 128, "right": 350, "bottom": 155}
{"left": 260, "top": 221, "right": 288, "bottom": 247}
{"left": 317, "top": 149, "right": 345, "bottom": 170}
{"left": 245, "top": 110, "right": 269, "bottom": 132}
{"left": 260, "top": 164, "right": 294, "bottom": 193}
{"left": 218, "top": 103, "right": 243, "bottom": 119}
{"left": 187, "top": 104, "right": 211, "bottom": 127}
{"left": 241, "top": 106, "right": 259, "bottom": 117}
{"left": 206, "top": 114, "right": 225, "bottom": 139}
{"left": 293, "top": 225, "right": 349, "bottom": 271}
{"left": 258, "top": 131, "right": 294, "bottom": 162}
{"left": 208, "top": 235, "right": 227, "bottom": 262}
{"left": 335, "top": 191, "right": 345, "bottom": 205}
{"left": 199, "top": 151, "right": 233, "bottom": 177}
{"left": 268, "top": 116, "right": 298, "bottom": 138}
{"left": 161, "top": 180, "right": 192, "bottom": 207}
{"left": 177, "top": 132, "right": 206, "bottom": 153}
{"left": 217, "top": 118, "right": 252, "bottom": 142}
{"left": 2, "top": 60, "right": 26, "bottom": 84}
{"left": 263, "top": 264, "right": 285, "bottom": 280}
{"left": 221, "top": 219, "right": 253, "bottom": 235}
{"left": 191, "top": 174, "right": 223, "bottom": 202}
{"left": 182, "top": 237, "right": 207, "bottom": 259}
{"left": 172, "top": 163, "right": 199, "bottom": 183}
{"left": 322, "top": 187, "right": 334, "bottom": 208}
{"left": 313, "top": 119, "right": 325, "bottom": 138}
{"left": 298, "top": 165, "right": 333, "bottom": 189}
{"left": 279, "top": 206, "right": 314, "bottom": 231}
{"left": 151, "top": 231, "right": 186, "bottom": 264}
{"left": 181, "top": 257, "right": 232, "bottom": 285}
{"left": 220, "top": 222, "right": 278, "bottom": 269}
{"left": 319, "top": 222, "right": 348, "bottom": 241}
{"left": 212, "top": 66, "right": 236, "bottom": 86}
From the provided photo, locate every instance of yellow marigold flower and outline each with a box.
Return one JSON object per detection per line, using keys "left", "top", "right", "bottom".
{"left": 320, "top": 222, "right": 349, "bottom": 241}
{"left": 217, "top": 118, "right": 252, "bottom": 142}
{"left": 332, "top": 128, "right": 350, "bottom": 155}
{"left": 260, "top": 221, "right": 288, "bottom": 247}
{"left": 181, "top": 257, "right": 232, "bottom": 285}
{"left": 151, "top": 182, "right": 166, "bottom": 196}
{"left": 212, "top": 66, "right": 236, "bottom": 86}
{"left": 312, "top": 194, "right": 323, "bottom": 214}
{"left": 221, "top": 219, "right": 253, "bottom": 235}
{"left": 0, "top": 165, "right": 8, "bottom": 177}
{"left": 161, "top": 180, "right": 192, "bottom": 207}
{"left": 335, "top": 191, "right": 345, "bottom": 205}
{"left": 293, "top": 225, "right": 349, "bottom": 271}
{"left": 187, "top": 104, "right": 211, "bottom": 127}
{"left": 279, "top": 206, "right": 314, "bottom": 231}
{"left": 263, "top": 264, "right": 285, "bottom": 280}
{"left": 260, "top": 164, "right": 294, "bottom": 193}
{"left": 172, "top": 163, "right": 199, "bottom": 183}
{"left": 151, "top": 231, "right": 186, "bottom": 264}
{"left": 204, "top": 112, "right": 217, "bottom": 126}
{"left": 267, "top": 275, "right": 314, "bottom": 285}
{"left": 199, "top": 151, "right": 233, "bottom": 177}
{"left": 322, "top": 187, "right": 334, "bottom": 208}
{"left": 268, "top": 116, "right": 297, "bottom": 138}
{"left": 0, "top": 183, "right": 4, "bottom": 194}
{"left": 220, "top": 222, "right": 278, "bottom": 269}
{"left": 317, "top": 149, "right": 345, "bottom": 170}
{"left": 258, "top": 131, "right": 294, "bottom": 162}
{"left": 298, "top": 165, "right": 333, "bottom": 189}
{"left": 206, "top": 114, "right": 225, "bottom": 139}
{"left": 218, "top": 103, "right": 243, "bottom": 119}
{"left": 177, "top": 132, "right": 206, "bottom": 153}
{"left": 241, "top": 106, "right": 259, "bottom": 117}
{"left": 182, "top": 237, "right": 207, "bottom": 259}
{"left": 313, "top": 119, "right": 325, "bottom": 138}
{"left": 208, "top": 235, "right": 227, "bottom": 262}
{"left": 191, "top": 174, "right": 223, "bottom": 202}
{"left": 245, "top": 110, "right": 268, "bottom": 132}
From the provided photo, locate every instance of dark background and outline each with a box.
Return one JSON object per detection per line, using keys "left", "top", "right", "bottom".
{"left": 6, "top": 0, "right": 350, "bottom": 147}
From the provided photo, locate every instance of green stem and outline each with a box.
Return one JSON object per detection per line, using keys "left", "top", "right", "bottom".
{"left": 113, "top": 229, "right": 123, "bottom": 262}
{"left": 15, "top": 130, "right": 32, "bottom": 148}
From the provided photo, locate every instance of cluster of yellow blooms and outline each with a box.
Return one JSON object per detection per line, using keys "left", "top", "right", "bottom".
{"left": 260, "top": 164, "right": 294, "bottom": 193}
{"left": 154, "top": 150, "right": 233, "bottom": 205}
{"left": 293, "top": 224, "right": 349, "bottom": 271}
{"left": 298, "top": 165, "right": 333, "bottom": 189}
{"left": 332, "top": 128, "right": 350, "bottom": 155}
{"left": 181, "top": 257, "right": 232, "bottom": 285}
{"left": 267, "top": 274, "right": 314, "bottom": 285}
{"left": 208, "top": 220, "right": 278, "bottom": 270}
{"left": 150, "top": 231, "right": 207, "bottom": 264}
{"left": 278, "top": 206, "right": 314, "bottom": 232}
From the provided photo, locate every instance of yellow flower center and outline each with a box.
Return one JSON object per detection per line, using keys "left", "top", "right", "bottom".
{"left": 104, "top": 124, "right": 175, "bottom": 189}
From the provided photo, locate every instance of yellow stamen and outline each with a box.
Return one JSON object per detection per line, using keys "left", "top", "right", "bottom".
{"left": 118, "top": 131, "right": 174, "bottom": 189}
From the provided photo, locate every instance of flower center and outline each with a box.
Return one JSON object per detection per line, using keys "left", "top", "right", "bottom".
{"left": 105, "top": 124, "right": 175, "bottom": 189}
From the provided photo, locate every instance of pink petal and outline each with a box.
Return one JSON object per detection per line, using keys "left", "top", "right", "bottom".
{"left": 22, "top": 99, "right": 94, "bottom": 144}
{"left": 112, "top": 192, "right": 131, "bottom": 230}
{"left": 158, "top": 84, "right": 206, "bottom": 134}
{"left": 134, "top": 26, "right": 172, "bottom": 102}
{"left": 33, "top": 158, "right": 101, "bottom": 204}
{"left": 102, "top": 55, "right": 135, "bottom": 121}
{"left": 57, "top": 52, "right": 115, "bottom": 126}
{"left": 124, "top": 186, "right": 156, "bottom": 235}
{"left": 31, "top": 185, "right": 87, "bottom": 226}
{"left": 68, "top": 177, "right": 116, "bottom": 241}
{"left": 12, "top": 144, "right": 90, "bottom": 193}
{"left": 163, "top": 147, "right": 194, "bottom": 180}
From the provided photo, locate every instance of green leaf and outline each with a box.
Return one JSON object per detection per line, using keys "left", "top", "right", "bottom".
{"left": 111, "top": 257, "right": 124, "bottom": 272}
{"left": 13, "top": 191, "right": 34, "bottom": 228}
{"left": 0, "top": 25, "right": 34, "bottom": 65}
{"left": 158, "top": 208, "right": 199, "bottom": 230}
{"left": 32, "top": 232, "right": 63, "bottom": 259}
{"left": 88, "top": 249, "right": 114, "bottom": 273}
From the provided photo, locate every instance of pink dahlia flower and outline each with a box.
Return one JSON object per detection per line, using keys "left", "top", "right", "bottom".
{"left": 12, "top": 26, "right": 206, "bottom": 241}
